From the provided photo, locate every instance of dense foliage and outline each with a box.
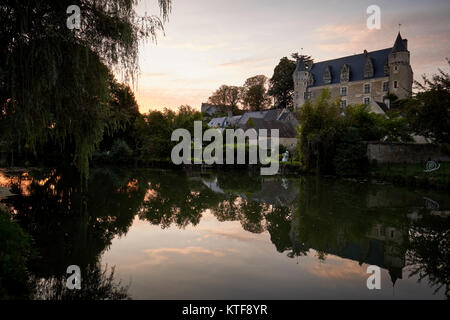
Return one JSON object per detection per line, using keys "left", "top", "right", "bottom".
{"left": 0, "top": 0, "right": 171, "bottom": 178}
{"left": 268, "top": 54, "right": 312, "bottom": 110}
{"left": 403, "top": 63, "right": 450, "bottom": 144}
{"left": 297, "top": 89, "right": 413, "bottom": 176}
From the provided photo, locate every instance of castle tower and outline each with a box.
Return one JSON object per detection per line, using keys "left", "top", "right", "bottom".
{"left": 293, "top": 57, "right": 310, "bottom": 109}
{"left": 388, "top": 32, "right": 413, "bottom": 100}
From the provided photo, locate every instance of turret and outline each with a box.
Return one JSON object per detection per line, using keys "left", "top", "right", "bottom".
{"left": 388, "top": 32, "right": 413, "bottom": 99}
{"left": 293, "top": 57, "right": 310, "bottom": 109}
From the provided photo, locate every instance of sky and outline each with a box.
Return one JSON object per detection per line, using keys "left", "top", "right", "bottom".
{"left": 133, "top": 0, "right": 450, "bottom": 113}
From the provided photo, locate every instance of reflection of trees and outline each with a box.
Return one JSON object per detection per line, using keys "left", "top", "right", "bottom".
{"left": 138, "top": 172, "right": 224, "bottom": 228}
{"left": 292, "top": 177, "right": 410, "bottom": 259}
{"left": 3, "top": 168, "right": 148, "bottom": 299}
{"left": 265, "top": 206, "right": 293, "bottom": 253}
{"left": 4, "top": 167, "right": 449, "bottom": 299}
{"left": 406, "top": 213, "right": 450, "bottom": 298}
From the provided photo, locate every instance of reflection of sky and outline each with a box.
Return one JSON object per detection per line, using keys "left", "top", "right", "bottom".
{"left": 101, "top": 212, "right": 444, "bottom": 299}
{"left": 133, "top": 0, "right": 450, "bottom": 112}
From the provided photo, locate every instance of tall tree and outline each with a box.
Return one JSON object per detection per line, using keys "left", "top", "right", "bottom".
{"left": 268, "top": 54, "right": 313, "bottom": 110}
{"left": 0, "top": 0, "right": 172, "bottom": 178}
{"left": 207, "top": 85, "right": 242, "bottom": 113}
{"left": 403, "top": 61, "right": 450, "bottom": 144}
{"left": 241, "top": 75, "right": 271, "bottom": 111}
{"left": 268, "top": 57, "right": 296, "bottom": 110}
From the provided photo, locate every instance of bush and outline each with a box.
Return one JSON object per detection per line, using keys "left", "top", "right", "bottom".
{"left": 0, "top": 207, "right": 32, "bottom": 299}
{"left": 110, "top": 139, "right": 133, "bottom": 163}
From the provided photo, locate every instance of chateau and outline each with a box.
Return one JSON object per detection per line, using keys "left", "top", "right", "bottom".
{"left": 293, "top": 32, "right": 413, "bottom": 113}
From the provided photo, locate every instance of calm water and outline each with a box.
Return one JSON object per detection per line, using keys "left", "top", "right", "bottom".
{"left": 0, "top": 168, "right": 449, "bottom": 299}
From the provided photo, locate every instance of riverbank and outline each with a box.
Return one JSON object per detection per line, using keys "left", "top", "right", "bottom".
{"left": 2, "top": 161, "right": 449, "bottom": 191}
{"left": 369, "top": 162, "right": 450, "bottom": 190}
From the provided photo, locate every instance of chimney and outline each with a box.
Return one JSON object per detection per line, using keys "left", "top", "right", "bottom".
{"left": 403, "top": 39, "right": 408, "bottom": 50}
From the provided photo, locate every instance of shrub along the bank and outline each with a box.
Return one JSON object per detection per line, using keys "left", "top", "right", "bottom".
{"left": 297, "top": 89, "right": 411, "bottom": 177}
{"left": 0, "top": 206, "right": 32, "bottom": 299}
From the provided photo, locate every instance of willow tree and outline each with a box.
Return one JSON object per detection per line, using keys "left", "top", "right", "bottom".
{"left": 0, "top": 0, "right": 172, "bottom": 179}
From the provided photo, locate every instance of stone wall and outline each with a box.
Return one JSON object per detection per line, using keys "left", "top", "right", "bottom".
{"left": 367, "top": 142, "right": 450, "bottom": 164}
{"left": 309, "top": 76, "right": 389, "bottom": 106}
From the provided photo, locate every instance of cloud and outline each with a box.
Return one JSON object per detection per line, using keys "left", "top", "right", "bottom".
{"left": 202, "top": 227, "right": 261, "bottom": 242}
{"left": 161, "top": 41, "right": 229, "bottom": 51}
{"left": 218, "top": 57, "right": 272, "bottom": 68}
{"left": 307, "top": 254, "right": 368, "bottom": 280}
{"left": 123, "top": 246, "right": 226, "bottom": 269}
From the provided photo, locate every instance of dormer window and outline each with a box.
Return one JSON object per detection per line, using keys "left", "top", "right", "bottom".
{"left": 323, "top": 66, "right": 332, "bottom": 84}
{"left": 340, "top": 64, "right": 350, "bottom": 82}
{"left": 364, "top": 57, "right": 374, "bottom": 78}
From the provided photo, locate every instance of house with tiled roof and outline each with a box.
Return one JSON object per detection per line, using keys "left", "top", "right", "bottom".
{"left": 293, "top": 32, "right": 413, "bottom": 114}
{"left": 206, "top": 108, "right": 299, "bottom": 151}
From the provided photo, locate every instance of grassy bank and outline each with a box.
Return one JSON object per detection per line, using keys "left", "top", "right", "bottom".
{"left": 370, "top": 162, "right": 450, "bottom": 190}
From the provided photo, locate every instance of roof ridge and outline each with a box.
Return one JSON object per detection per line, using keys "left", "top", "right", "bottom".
{"left": 312, "top": 47, "right": 391, "bottom": 66}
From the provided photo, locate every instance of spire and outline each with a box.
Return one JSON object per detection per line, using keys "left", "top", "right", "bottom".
{"left": 391, "top": 32, "right": 407, "bottom": 53}
{"left": 296, "top": 57, "right": 307, "bottom": 72}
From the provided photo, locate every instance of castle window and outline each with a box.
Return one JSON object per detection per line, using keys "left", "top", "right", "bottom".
{"left": 341, "top": 87, "right": 347, "bottom": 96}
{"left": 383, "top": 81, "right": 389, "bottom": 92}
{"left": 364, "top": 83, "right": 371, "bottom": 94}
{"left": 304, "top": 91, "right": 311, "bottom": 100}
{"left": 308, "top": 74, "right": 315, "bottom": 86}
{"left": 364, "top": 97, "right": 370, "bottom": 105}
{"left": 394, "top": 65, "right": 398, "bottom": 71}
{"left": 394, "top": 81, "right": 398, "bottom": 88}
{"left": 340, "top": 64, "right": 350, "bottom": 82}
{"left": 341, "top": 99, "right": 347, "bottom": 108}
{"left": 323, "top": 66, "right": 332, "bottom": 84}
{"left": 364, "top": 57, "right": 374, "bottom": 78}
{"left": 383, "top": 61, "right": 390, "bottom": 76}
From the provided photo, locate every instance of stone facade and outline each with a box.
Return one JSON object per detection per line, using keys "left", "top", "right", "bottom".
{"left": 293, "top": 33, "right": 413, "bottom": 114}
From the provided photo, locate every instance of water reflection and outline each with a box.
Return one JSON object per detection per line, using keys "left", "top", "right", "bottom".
{"left": 0, "top": 168, "right": 448, "bottom": 299}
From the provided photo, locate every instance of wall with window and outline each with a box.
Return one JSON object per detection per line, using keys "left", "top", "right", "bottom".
{"left": 308, "top": 77, "right": 389, "bottom": 107}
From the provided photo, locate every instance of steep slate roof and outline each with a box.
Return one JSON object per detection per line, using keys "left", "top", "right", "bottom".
{"left": 208, "top": 117, "right": 227, "bottom": 127}
{"left": 309, "top": 48, "right": 391, "bottom": 87}
{"left": 374, "top": 101, "right": 389, "bottom": 113}
{"left": 243, "top": 118, "right": 297, "bottom": 138}
{"left": 237, "top": 109, "right": 281, "bottom": 126}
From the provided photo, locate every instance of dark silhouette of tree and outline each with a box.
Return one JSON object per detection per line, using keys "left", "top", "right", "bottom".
{"left": 241, "top": 75, "right": 271, "bottom": 111}
{"left": 0, "top": 1, "right": 172, "bottom": 178}
{"left": 406, "top": 213, "right": 450, "bottom": 298}
{"left": 268, "top": 56, "right": 308, "bottom": 110}
{"left": 403, "top": 61, "right": 450, "bottom": 144}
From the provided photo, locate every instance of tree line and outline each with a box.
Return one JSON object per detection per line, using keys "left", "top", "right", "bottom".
{"left": 206, "top": 54, "right": 312, "bottom": 113}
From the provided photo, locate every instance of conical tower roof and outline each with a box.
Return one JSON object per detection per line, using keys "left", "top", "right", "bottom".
{"left": 391, "top": 32, "right": 407, "bottom": 53}
{"left": 295, "top": 57, "right": 308, "bottom": 72}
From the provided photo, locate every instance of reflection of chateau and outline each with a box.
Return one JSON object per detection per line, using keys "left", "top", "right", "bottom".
{"left": 289, "top": 216, "right": 407, "bottom": 286}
